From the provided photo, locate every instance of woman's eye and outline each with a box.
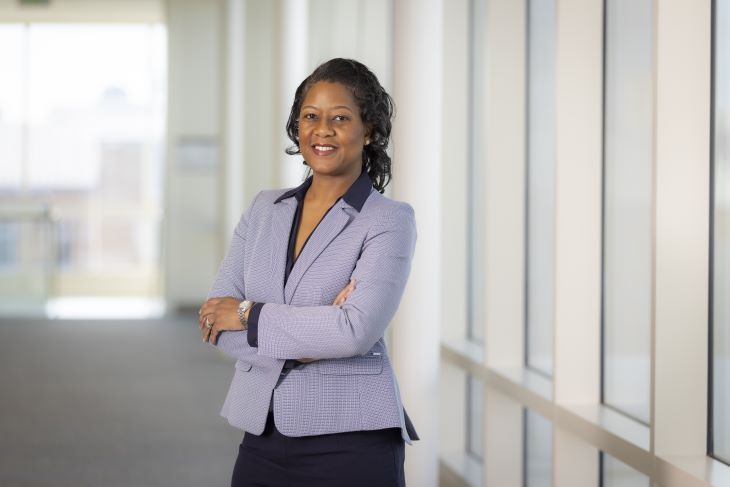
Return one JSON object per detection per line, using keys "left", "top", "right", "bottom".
{"left": 302, "top": 113, "right": 316, "bottom": 120}
{"left": 333, "top": 115, "right": 349, "bottom": 122}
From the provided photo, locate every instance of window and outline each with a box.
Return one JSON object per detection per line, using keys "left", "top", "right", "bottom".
{"left": 712, "top": 0, "right": 730, "bottom": 465}
{"left": 526, "top": 0, "right": 556, "bottom": 377}
{"left": 524, "top": 409, "right": 552, "bottom": 487}
{"left": 465, "top": 0, "right": 488, "bottom": 473}
{"left": 467, "top": 0, "right": 487, "bottom": 344}
{"left": 0, "top": 23, "right": 166, "bottom": 301}
{"left": 0, "top": 24, "right": 23, "bottom": 188}
{"left": 440, "top": 362, "right": 482, "bottom": 487}
{"left": 600, "top": 453, "right": 650, "bottom": 487}
{"left": 0, "top": 222, "right": 19, "bottom": 270}
{"left": 467, "top": 374, "right": 485, "bottom": 462}
{"left": 601, "top": 0, "right": 654, "bottom": 424}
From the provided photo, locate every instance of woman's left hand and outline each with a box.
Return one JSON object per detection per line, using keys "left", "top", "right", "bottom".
{"left": 198, "top": 297, "right": 244, "bottom": 345}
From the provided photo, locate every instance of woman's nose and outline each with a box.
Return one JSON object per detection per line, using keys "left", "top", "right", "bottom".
{"left": 314, "top": 118, "right": 334, "bottom": 136}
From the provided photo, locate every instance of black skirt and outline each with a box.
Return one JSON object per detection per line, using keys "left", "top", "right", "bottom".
{"left": 231, "top": 412, "right": 406, "bottom": 487}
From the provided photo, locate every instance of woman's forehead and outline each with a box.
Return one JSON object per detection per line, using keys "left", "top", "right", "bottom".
{"left": 301, "top": 81, "right": 358, "bottom": 110}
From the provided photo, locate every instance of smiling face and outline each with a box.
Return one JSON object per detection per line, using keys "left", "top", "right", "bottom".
{"left": 298, "top": 81, "right": 369, "bottom": 180}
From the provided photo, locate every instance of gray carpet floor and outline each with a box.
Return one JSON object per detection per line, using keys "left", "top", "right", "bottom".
{"left": 0, "top": 316, "right": 243, "bottom": 487}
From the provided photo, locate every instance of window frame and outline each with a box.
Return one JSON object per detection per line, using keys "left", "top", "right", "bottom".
{"left": 709, "top": 0, "right": 730, "bottom": 467}
{"left": 599, "top": 0, "right": 654, "bottom": 426}
{"left": 524, "top": 0, "right": 557, "bottom": 380}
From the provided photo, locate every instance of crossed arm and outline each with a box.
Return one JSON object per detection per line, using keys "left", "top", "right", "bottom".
{"left": 197, "top": 200, "right": 416, "bottom": 362}
{"left": 197, "top": 279, "right": 356, "bottom": 348}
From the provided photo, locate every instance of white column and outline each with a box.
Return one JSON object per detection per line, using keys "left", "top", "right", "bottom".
{"left": 390, "top": 0, "right": 442, "bottom": 486}
{"left": 242, "top": 0, "right": 281, "bottom": 198}
{"left": 552, "top": 0, "right": 603, "bottom": 408}
{"left": 483, "top": 0, "right": 527, "bottom": 369}
{"left": 481, "top": 2, "right": 527, "bottom": 484}
{"left": 164, "top": 0, "right": 225, "bottom": 308}
{"left": 225, "top": 0, "right": 245, "bottom": 233}
{"left": 485, "top": 390, "right": 524, "bottom": 487}
{"left": 279, "top": 0, "right": 308, "bottom": 187}
{"left": 440, "top": 0, "right": 469, "bottom": 344}
{"left": 552, "top": 1, "right": 603, "bottom": 484}
{"left": 653, "top": 0, "right": 711, "bottom": 459}
{"left": 553, "top": 429, "right": 598, "bottom": 487}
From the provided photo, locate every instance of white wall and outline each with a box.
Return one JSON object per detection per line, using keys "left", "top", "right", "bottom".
{"left": 0, "top": 0, "right": 162, "bottom": 22}
{"left": 163, "top": 0, "right": 225, "bottom": 308}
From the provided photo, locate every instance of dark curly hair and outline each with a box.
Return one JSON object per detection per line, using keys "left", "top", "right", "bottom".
{"left": 285, "top": 58, "right": 394, "bottom": 193}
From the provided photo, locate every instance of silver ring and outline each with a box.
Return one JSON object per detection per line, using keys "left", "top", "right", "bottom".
{"left": 205, "top": 318, "right": 213, "bottom": 329}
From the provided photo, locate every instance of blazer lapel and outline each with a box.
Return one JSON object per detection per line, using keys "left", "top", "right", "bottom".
{"left": 284, "top": 200, "right": 354, "bottom": 304}
{"left": 270, "top": 198, "right": 297, "bottom": 304}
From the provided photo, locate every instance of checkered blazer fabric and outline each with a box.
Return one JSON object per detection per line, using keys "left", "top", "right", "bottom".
{"left": 208, "top": 185, "right": 418, "bottom": 444}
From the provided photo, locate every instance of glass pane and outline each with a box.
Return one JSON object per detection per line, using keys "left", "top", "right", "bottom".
{"left": 524, "top": 409, "right": 552, "bottom": 487}
{"left": 713, "top": 0, "right": 730, "bottom": 464}
{"left": 467, "top": 0, "right": 487, "bottom": 343}
{"left": 467, "top": 374, "right": 485, "bottom": 461}
{"left": 10, "top": 23, "right": 166, "bottom": 298}
{"left": 440, "top": 363, "right": 482, "bottom": 487}
{"left": 601, "top": 453, "right": 650, "bottom": 487}
{"left": 602, "top": 0, "right": 653, "bottom": 424}
{"left": 0, "top": 222, "right": 19, "bottom": 270}
{"left": 0, "top": 24, "right": 24, "bottom": 189}
{"left": 526, "top": 0, "right": 556, "bottom": 377}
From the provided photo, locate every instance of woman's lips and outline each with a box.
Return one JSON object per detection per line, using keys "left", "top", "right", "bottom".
{"left": 312, "top": 144, "right": 336, "bottom": 156}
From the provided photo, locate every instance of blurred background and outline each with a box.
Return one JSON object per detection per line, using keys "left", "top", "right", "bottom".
{"left": 0, "top": 0, "right": 729, "bottom": 486}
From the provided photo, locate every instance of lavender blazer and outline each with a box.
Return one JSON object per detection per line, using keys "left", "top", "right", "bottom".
{"left": 208, "top": 182, "right": 417, "bottom": 443}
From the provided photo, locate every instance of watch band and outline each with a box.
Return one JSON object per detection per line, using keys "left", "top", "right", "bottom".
{"left": 238, "top": 300, "right": 255, "bottom": 329}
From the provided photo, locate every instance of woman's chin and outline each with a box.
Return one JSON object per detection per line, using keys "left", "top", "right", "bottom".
{"left": 308, "top": 163, "right": 349, "bottom": 178}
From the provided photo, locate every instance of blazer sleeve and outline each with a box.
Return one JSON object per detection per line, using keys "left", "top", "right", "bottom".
{"left": 254, "top": 202, "right": 417, "bottom": 360}
{"left": 207, "top": 193, "right": 265, "bottom": 361}
{"left": 207, "top": 191, "right": 262, "bottom": 305}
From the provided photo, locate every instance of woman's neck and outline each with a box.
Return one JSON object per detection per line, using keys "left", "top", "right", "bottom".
{"left": 306, "top": 170, "right": 361, "bottom": 206}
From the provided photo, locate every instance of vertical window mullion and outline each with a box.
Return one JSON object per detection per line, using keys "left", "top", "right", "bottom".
{"left": 712, "top": 0, "right": 730, "bottom": 466}
{"left": 525, "top": 0, "right": 556, "bottom": 378}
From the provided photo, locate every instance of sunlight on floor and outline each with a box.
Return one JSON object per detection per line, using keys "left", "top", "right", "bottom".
{"left": 45, "top": 297, "right": 166, "bottom": 319}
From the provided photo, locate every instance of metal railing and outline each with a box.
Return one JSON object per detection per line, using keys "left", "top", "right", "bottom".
{"left": 0, "top": 202, "right": 58, "bottom": 316}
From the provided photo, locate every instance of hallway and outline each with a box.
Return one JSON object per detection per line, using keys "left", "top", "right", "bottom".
{"left": 0, "top": 317, "right": 241, "bottom": 487}
{"left": 1, "top": 0, "right": 729, "bottom": 485}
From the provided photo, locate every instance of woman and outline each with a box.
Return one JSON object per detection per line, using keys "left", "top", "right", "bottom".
{"left": 198, "top": 58, "right": 418, "bottom": 487}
